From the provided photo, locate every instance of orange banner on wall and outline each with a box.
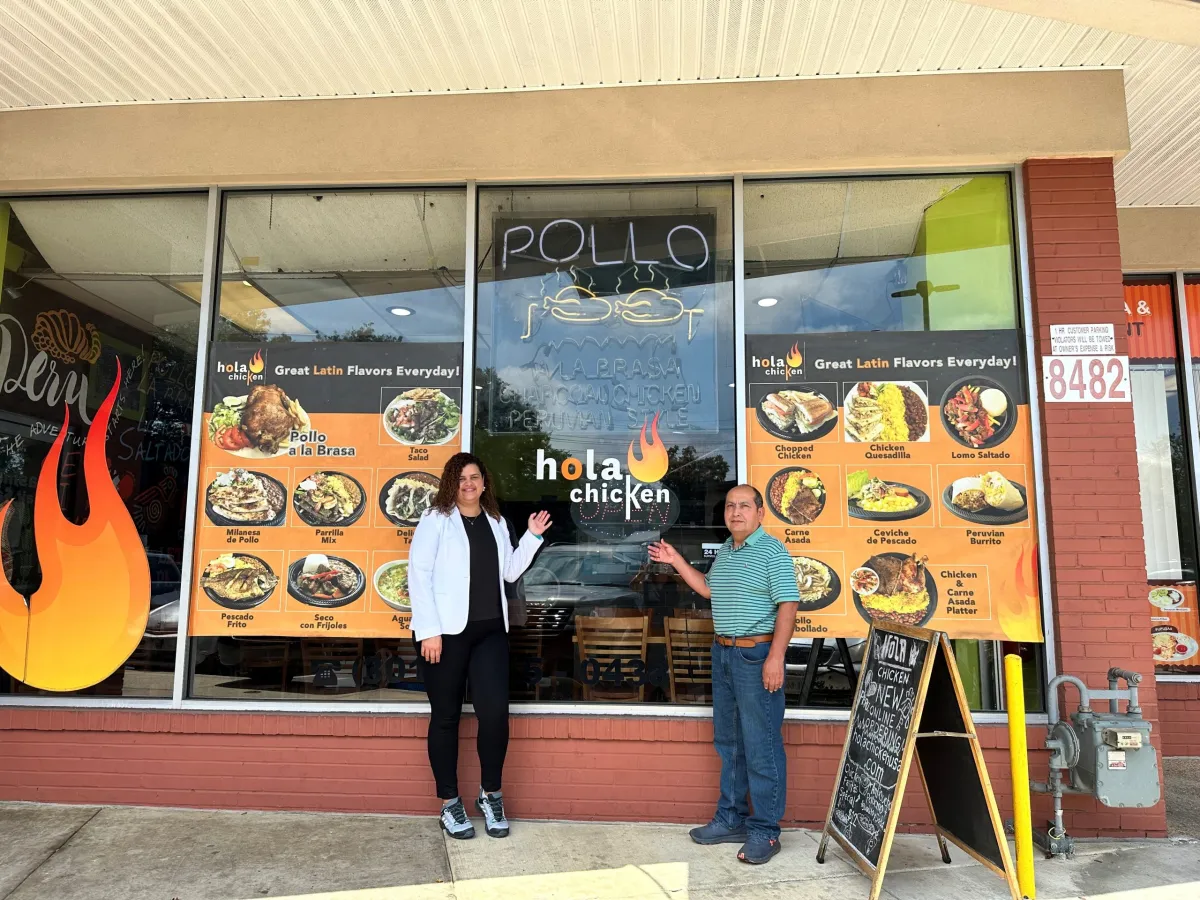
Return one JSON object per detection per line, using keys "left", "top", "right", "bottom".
{"left": 746, "top": 330, "right": 1042, "bottom": 642}
{"left": 1186, "top": 280, "right": 1200, "bottom": 360}
{"left": 1125, "top": 280, "right": 1178, "bottom": 362}
{"left": 1149, "top": 584, "right": 1200, "bottom": 671}
{"left": 188, "top": 342, "right": 463, "bottom": 639}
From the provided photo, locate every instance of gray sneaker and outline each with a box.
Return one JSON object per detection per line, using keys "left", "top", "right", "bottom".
{"left": 439, "top": 798, "right": 475, "bottom": 839}
{"left": 476, "top": 789, "right": 510, "bottom": 838}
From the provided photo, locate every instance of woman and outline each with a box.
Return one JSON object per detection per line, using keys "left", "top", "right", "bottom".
{"left": 408, "top": 452, "right": 550, "bottom": 840}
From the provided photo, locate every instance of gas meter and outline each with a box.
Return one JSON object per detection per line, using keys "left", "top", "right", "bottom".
{"left": 1032, "top": 668, "right": 1160, "bottom": 858}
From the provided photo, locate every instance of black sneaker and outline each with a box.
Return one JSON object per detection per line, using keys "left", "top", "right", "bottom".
{"left": 439, "top": 798, "right": 475, "bottom": 839}
{"left": 476, "top": 789, "right": 510, "bottom": 838}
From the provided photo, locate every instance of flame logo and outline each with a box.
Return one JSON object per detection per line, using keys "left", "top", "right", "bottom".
{"left": 786, "top": 343, "right": 802, "bottom": 369}
{"left": 626, "top": 412, "right": 669, "bottom": 484}
{"left": 247, "top": 349, "right": 265, "bottom": 383}
{"left": 0, "top": 362, "right": 151, "bottom": 691}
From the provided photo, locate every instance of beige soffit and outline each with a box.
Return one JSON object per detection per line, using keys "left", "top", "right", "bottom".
{"left": 1119, "top": 207, "right": 1200, "bottom": 271}
{"left": 0, "top": 70, "right": 1129, "bottom": 192}
{"left": 0, "top": 0, "right": 1194, "bottom": 206}
{"left": 965, "top": 0, "right": 1200, "bottom": 46}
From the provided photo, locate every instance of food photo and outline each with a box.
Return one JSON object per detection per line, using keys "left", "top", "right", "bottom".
{"left": 288, "top": 553, "right": 366, "bottom": 608}
{"left": 843, "top": 381, "right": 929, "bottom": 443}
{"left": 791, "top": 556, "right": 841, "bottom": 610}
{"left": 205, "top": 468, "right": 288, "bottom": 526}
{"left": 758, "top": 388, "right": 838, "bottom": 441}
{"left": 293, "top": 471, "right": 367, "bottom": 527}
{"left": 850, "top": 552, "right": 936, "bottom": 627}
{"left": 209, "top": 384, "right": 310, "bottom": 457}
{"left": 940, "top": 377, "right": 1016, "bottom": 449}
{"left": 200, "top": 553, "right": 279, "bottom": 610}
{"left": 767, "top": 467, "right": 827, "bottom": 525}
{"left": 374, "top": 560, "right": 411, "bottom": 611}
{"left": 846, "top": 469, "right": 929, "bottom": 521}
{"left": 379, "top": 472, "right": 440, "bottom": 527}
{"left": 1152, "top": 628, "right": 1199, "bottom": 664}
{"left": 1149, "top": 587, "right": 1186, "bottom": 610}
{"left": 383, "top": 388, "right": 461, "bottom": 445}
{"left": 942, "top": 471, "right": 1028, "bottom": 525}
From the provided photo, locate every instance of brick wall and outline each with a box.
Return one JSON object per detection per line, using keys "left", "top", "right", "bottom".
{"left": 1159, "top": 681, "right": 1200, "bottom": 757}
{"left": 0, "top": 708, "right": 1054, "bottom": 832}
{"left": 1024, "top": 158, "right": 1166, "bottom": 835}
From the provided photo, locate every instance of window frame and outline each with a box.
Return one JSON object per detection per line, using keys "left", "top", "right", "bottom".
{"left": 0, "top": 165, "right": 1054, "bottom": 722}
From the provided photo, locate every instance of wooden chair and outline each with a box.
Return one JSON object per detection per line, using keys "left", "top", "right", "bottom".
{"left": 238, "top": 638, "right": 293, "bottom": 692}
{"left": 508, "top": 629, "right": 546, "bottom": 701}
{"left": 574, "top": 614, "right": 650, "bottom": 702}
{"left": 664, "top": 615, "right": 715, "bottom": 704}
{"left": 301, "top": 639, "right": 363, "bottom": 692}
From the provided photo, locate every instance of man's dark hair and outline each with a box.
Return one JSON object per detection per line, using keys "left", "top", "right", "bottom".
{"left": 727, "top": 483, "right": 764, "bottom": 510}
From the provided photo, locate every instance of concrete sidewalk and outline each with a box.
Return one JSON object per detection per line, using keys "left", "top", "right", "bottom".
{"left": 2, "top": 802, "right": 1199, "bottom": 900}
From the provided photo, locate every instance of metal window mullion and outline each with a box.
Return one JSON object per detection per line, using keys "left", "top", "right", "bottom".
{"left": 1012, "top": 165, "right": 1058, "bottom": 694}
{"left": 461, "top": 181, "right": 478, "bottom": 449}
{"left": 733, "top": 175, "right": 747, "bottom": 483}
{"left": 1173, "top": 270, "right": 1200, "bottom": 578}
{"left": 171, "top": 186, "right": 222, "bottom": 708}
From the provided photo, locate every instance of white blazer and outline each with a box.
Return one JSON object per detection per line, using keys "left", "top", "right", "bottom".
{"left": 408, "top": 506, "right": 543, "bottom": 641}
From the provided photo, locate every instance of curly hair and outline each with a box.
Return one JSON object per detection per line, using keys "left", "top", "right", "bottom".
{"left": 432, "top": 452, "right": 501, "bottom": 519}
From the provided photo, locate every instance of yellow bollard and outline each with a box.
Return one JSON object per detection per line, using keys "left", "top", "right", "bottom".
{"left": 1005, "top": 653, "right": 1036, "bottom": 899}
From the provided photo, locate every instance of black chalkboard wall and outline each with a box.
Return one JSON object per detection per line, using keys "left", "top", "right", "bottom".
{"left": 828, "top": 627, "right": 932, "bottom": 867}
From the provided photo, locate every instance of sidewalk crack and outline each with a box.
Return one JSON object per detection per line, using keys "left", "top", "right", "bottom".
{"left": 0, "top": 806, "right": 102, "bottom": 900}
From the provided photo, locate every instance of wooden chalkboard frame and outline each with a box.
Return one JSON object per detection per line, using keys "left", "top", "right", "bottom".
{"left": 816, "top": 625, "right": 1020, "bottom": 900}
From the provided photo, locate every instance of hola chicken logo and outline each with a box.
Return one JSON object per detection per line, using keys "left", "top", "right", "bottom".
{"left": 215, "top": 348, "right": 266, "bottom": 386}
{"left": 0, "top": 362, "right": 151, "bottom": 692}
{"left": 535, "top": 412, "right": 670, "bottom": 519}
{"left": 752, "top": 342, "right": 803, "bottom": 380}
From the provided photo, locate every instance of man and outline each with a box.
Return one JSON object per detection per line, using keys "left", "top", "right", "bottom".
{"left": 649, "top": 484, "right": 799, "bottom": 865}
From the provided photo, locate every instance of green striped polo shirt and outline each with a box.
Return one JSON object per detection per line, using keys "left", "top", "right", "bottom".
{"left": 705, "top": 527, "right": 800, "bottom": 636}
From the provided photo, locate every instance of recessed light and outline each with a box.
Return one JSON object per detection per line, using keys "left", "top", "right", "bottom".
{"left": 388, "top": 306, "right": 414, "bottom": 317}
{"left": 757, "top": 297, "right": 778, "bottom": 307}
{"left": 242, "top": 280, "right": 253, "bottom": 287}
{"left": 727, "top": 383, "right": 736, "bottom": 388}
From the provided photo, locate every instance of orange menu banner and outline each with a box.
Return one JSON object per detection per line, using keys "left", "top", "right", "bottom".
{"left": 188, "top": 342, "right": 463, "bottom": 638}
{"left": 746, "top": 331, "right": 1042, "bottom": 642}
{"left": 1186, "top": 280, "right": 1200, "bottom": 360}
{"left": 1149, "top": 584, "right": 1200, "bottom": 670}
{"left": 1124, "top": 280, "right": 1178, "bottom": 362}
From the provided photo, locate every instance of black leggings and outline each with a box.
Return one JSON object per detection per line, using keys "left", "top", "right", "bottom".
{"left": 420, "top": 617, "right": 509, "bottom": 800}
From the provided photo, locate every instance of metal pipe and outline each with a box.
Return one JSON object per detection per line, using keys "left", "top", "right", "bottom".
{"left": 1107, "top": 667, "right": 1142, "bottom": 714}
{"left": 1046, "top": 674, "right": 1092, "bottom": 725}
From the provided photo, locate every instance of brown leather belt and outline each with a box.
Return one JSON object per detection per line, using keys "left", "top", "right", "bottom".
{"left": 716, "top": 634, "right": 774, "bottom": 648}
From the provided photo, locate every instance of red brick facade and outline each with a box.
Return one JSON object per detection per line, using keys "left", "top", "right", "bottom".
{"left": 1024, "top": 157, "right": 1167, "bottom": 835}
{"left": 1159, "top": 681, "right": 1200, "bottom": 758}
{"left": 0, "top": 158, "right": 1176, "bottom": 839}
{"left": 0, "top": 707, "right": 1045, "bottom": 831}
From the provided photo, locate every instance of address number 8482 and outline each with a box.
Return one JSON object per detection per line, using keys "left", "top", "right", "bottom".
{"left": 1041, "top": 355, "right": 1130, "bottom": 403}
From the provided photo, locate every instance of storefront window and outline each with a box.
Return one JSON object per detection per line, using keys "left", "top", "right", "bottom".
{"left": 474, "top": 184, "right": 736, "bottom": 704}
{"left": 187, "top": 189, "right": 466, "bottom": 701}
{"left": 744, "top": 174, "right": 1043, "bottom": 711}
{"left": 1133, "top": 275, "right": 1200, "bottom": 674}
{"left": 0, "top": 195, "right": 207, "bottom": 697}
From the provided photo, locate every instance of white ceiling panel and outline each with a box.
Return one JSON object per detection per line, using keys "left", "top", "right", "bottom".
{"left": 0, "top": 0, "right": 1198, "bottom": 205}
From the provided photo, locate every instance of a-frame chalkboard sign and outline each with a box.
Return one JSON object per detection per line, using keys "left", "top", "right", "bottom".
{"left": 817, "top": 623, "right": 1021, "bottom": 900}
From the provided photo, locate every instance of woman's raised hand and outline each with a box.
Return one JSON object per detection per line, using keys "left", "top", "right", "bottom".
{"left": 527, "top": 511, "right": 552, "bottom": 536}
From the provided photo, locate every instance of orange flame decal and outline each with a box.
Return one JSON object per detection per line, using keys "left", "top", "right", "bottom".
{"left": 627, "top": 412, "right": 669, "bottom": 484}
{"left": 0, "top": 362, "right": 150, "bottom": 691}
{"left": 247, "top": 349, "right": 265, "bottom": 383}
{"left": 786, "top": 343, "right": 802, "bottom": 369}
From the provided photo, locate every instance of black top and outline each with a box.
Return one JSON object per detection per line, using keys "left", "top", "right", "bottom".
{"left": 462, "top": 512, "right": 503, "bottom": 622}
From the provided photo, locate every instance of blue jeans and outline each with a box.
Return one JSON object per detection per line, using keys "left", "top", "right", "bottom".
{"left": 711, "top": 639, "right": 787, "bottom": 839}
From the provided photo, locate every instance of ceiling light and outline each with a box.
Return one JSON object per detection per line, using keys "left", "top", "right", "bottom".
{"left": 242, "top": 280, "right": 253, "bottom": 287}
{"left": 388, "top": 306, "right": 413, "bottom": 316}
{"left": 757, "top": 297, "right": 778, "bottom": 307}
